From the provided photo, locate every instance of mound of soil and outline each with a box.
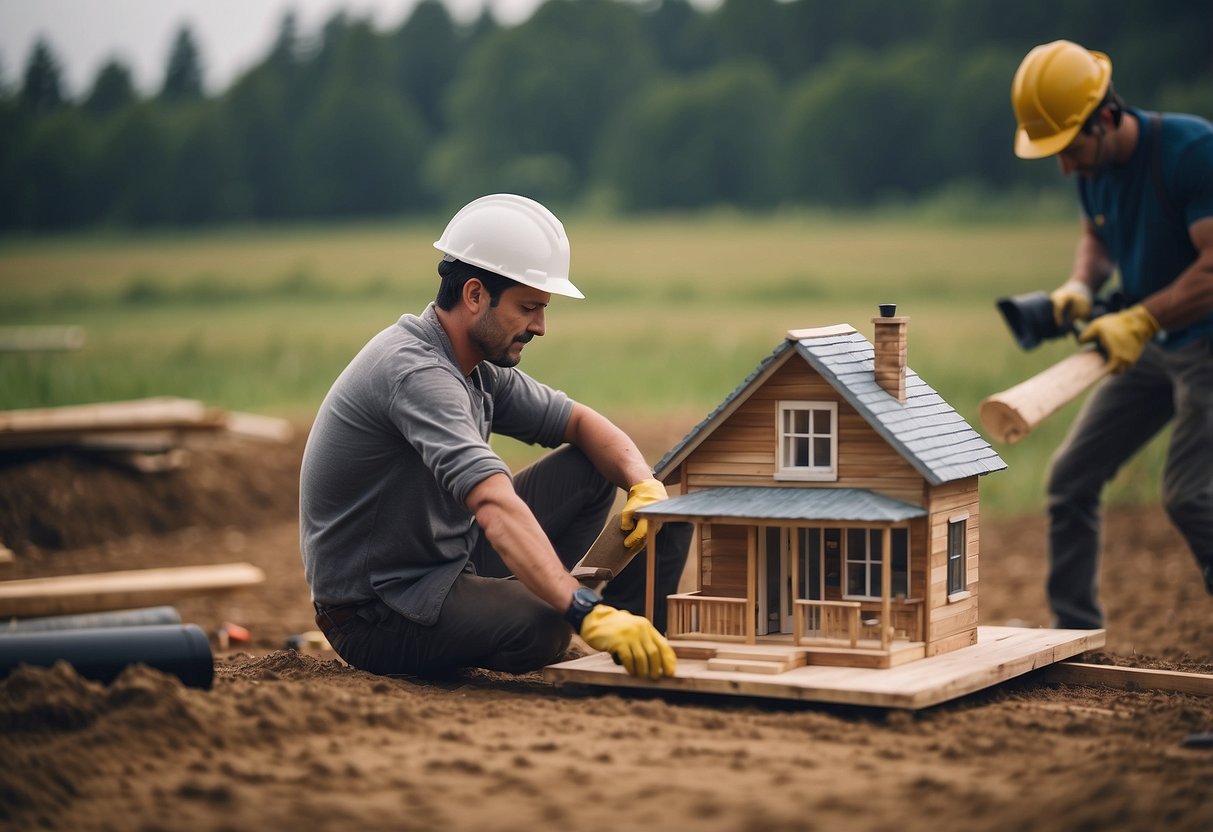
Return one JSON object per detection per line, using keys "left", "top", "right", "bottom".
{"left": 1, "top": 427, "right": 1210, "bottom": 831}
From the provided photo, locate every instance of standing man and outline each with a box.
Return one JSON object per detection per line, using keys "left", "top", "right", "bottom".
{"left": 301, "top": 194, "right": 688, "bottom": 678}
{"left": 1011, "top": 40, "right": 1213, "bottom": 628}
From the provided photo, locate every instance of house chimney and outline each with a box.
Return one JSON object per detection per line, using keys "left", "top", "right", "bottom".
{"left": 872, "top": 303, "right": 908, "bottom": 402}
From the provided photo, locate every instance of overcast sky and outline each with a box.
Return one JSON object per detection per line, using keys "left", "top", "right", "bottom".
{"left": 0, "top": 0, "right": 722, "bottom": 98}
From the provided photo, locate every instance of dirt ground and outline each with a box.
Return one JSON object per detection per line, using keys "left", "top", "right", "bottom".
{"left": 1, "top": 426, "right": 1210, "bottom": 832}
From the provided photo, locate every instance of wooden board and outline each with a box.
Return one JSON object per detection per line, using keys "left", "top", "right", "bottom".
{"left": 1040, "top": 662, "right": 1213, "bottom": 697}
{"left": 0, "top": 399, "right": 294, "bottom": 452}
{"left": 570, "top": 511, "right": 640, "bottom": 589}
{"left": 0, "top": 397, "right": 217, "bottom": 435}
{"left": 545, "top": 626, "right": 1105, "bottom": 709}
{"left": 0, "top": 562, "right": 266, "bottom": 618}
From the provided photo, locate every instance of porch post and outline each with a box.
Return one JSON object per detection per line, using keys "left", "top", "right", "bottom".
{"left": 881, "top": 525, "right": 892, "bottom": 650}
{"left": 645, "top": 522, "right": 658, "bottom": 623}
{"left": 746, "top": 526, "right": 757, "bottom": 645}
{"left": 790, "top": 527, "right": 802, "bottom": 645}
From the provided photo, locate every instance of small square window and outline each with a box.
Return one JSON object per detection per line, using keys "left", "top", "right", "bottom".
{"left": 776, "top": 401, "right": 837, "bottom": 481}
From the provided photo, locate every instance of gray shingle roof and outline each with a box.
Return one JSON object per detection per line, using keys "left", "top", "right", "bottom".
{"left": 637, "top": 486, "right": 927, "bottom": 523}
{"left": 653, "top": 326, "right": 1006, "bottom": 487}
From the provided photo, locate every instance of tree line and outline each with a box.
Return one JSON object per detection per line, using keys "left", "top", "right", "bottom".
{"left": 2, "top": 0, "right": 1208, "bottom": 232}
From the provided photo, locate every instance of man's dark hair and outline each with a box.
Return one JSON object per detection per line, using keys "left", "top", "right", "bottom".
{"left": 1081, "top": 84, "right": 1126, "bottom": 134}
{"left": 435, "top": 258, "right": 516, "bottom": 310}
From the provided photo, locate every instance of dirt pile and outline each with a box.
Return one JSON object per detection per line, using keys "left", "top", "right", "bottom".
{"left": 0, "top": 435, "right": 306, "bottom": 554}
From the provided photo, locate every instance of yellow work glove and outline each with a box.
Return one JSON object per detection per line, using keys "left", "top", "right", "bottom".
{"left": 1079, "top": 305, "right": 1160, "bottom": 373}
{"left": 580, "top": 604, "right": 677, "bottom": 679}
{"left": 1049, "top": 281, "right": 1094, "bottom": 326}
{"left": 620, "top": 478, "right": 667, "bottom": 551}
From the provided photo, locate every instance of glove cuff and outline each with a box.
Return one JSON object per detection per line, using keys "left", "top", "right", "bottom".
{"left": 1130, "top": 304, "right": 1161, "bottom": 336}
{"left": 629, "top": 477, "right": 663, "bottom": 497}
{"left": 1057, "top": 280, "right": 1093, "bottom": 303}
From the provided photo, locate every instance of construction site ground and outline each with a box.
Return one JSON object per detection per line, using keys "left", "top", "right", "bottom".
{"left": 1, "top": 425, "right": 1211, "bottom": 831}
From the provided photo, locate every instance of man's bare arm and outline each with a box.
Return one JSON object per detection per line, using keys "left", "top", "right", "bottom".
{"left": 465, "top": 472, "right": 578, "bottom": 613}
{"left": 563, "top": 403, "right": 654, "bottom": 490}
{"left": 1069, "top": 218, "right": 1116, "bottom": 293}
{"left": 1142, "top": 217, "right": 1213, "bottom": 330}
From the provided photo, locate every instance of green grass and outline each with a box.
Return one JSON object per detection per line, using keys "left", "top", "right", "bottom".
{"left": 0, "top": 212, "right": 1165, "bottom": 517}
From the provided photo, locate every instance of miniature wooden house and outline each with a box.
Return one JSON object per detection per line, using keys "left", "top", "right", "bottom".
{"left": 637, "top": 308, "right": 1006, "bottom": 669}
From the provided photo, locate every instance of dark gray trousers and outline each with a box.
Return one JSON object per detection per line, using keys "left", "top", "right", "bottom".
{"left": 324, "top": 445, "right": 690, "bottom": 677}
{"left": 1046, "top": 336, "right": 1213, "bottom": 628}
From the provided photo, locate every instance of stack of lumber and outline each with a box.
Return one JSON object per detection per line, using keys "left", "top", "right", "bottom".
{"left": 0, "top": 563, "right": 267, "bottom": 618}
{"left": 0, "top": 397, "right": 293, "bottom": 471}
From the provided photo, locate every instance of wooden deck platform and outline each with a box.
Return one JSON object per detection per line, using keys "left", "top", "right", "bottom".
{"left": 544, "top": 626, "right": 1106, "bottom": 709}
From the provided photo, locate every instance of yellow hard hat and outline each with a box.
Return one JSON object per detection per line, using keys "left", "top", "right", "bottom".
{"left": 1011, "top": 40, "right": 1112, "bottom": 159}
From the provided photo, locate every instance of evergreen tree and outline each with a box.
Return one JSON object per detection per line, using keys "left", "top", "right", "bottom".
{"left": 160, "top": 25, "right": 205, "bottom": 103}
{"left": 84, "top": 59, "right": 137, "bottom": 117}
{"left": 269, "top": 9, "right": 301, "bottom": 69}
{"left": 20, "top": 38, "right": 66, "bottom": 113}
{"left": 392, "top": 0, "right": 458, "bottom": 133}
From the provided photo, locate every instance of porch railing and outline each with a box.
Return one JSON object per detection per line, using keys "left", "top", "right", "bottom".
{"left": 666, "top": 594, "right": 925, "bottom": 648}
{"left": 667, "top": 592, "right": 748, "bottom": 642}
{"left": 793, "top": 599, "right": 861, "bottom": 646}
{"left": 858, "top": 599, "right": 924, "bottom": 642}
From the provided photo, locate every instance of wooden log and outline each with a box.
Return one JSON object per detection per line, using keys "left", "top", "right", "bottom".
{"left": 1041, "top": 661, "right": 1213, "bottom": 696}
{"left": 979, "top": 350, "right": 1110, "bottom": 444}
{"left": 0, "top": 562, "right": 266, "bottom": 618}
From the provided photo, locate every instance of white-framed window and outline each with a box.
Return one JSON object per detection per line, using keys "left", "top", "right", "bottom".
{"left": 947, "top": 516, "right": 967, "bottom": 595}
{"left": 775, "top": 400, "right": 837, "bottom": 481}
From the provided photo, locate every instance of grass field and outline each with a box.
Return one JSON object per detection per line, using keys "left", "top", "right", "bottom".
{"left": 0, "top": 212, "right": 1169, "bottom": 516}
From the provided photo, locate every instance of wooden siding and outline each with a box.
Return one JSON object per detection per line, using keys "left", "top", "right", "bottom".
{"left": 700, "top": 524, "right": 748, "bottom": 598}
{"left": 683, "top": 360, "right": 925, "bottom": 503}
{"left": 923, "top": 476, "right": 981, "bottom": 654}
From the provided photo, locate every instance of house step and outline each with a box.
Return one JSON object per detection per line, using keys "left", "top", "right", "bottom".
{"left": 713, "top": 648, "right": 807, "bottom": 665}
{"left": 706, "top": 652, "right": 807, "bottom": 675}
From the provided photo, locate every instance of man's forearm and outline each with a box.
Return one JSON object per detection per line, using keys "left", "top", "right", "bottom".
{"left": 1142, "top": 218, "right": 1213, "bottom": 330}
{"left": 1069, "top": 223, "right": 1115, "bottom": 291}
{"left": 564, "top": 403, "right": 653, "bottom": 490}
{"left": 466, "top": 473, "right": 578, "bottom": 613}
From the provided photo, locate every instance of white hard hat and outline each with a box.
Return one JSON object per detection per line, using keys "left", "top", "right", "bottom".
{"left": 433, "top": 193, "right": 583, "bottom": 299}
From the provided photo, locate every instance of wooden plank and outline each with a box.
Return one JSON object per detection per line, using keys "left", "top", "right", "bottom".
{"left": 545, "top": 626, "right": 1106, "bottom": 709}
{"left": 1040, "top": 662, "right": 1213, "bottom": 696}
{"left": 225, "top": 411, "right": 294, "bottom": 443}
{"left": 0, "top": 562, "right": 266, "bottom": 618}
{"left": 573, "top": 512, "right": 635, "bottom": 582}
{"left": 0, "top": 397, "right": 215, "bottom": 435}
{"left": 787, "top": 324, "right": 857, "bottom": 340}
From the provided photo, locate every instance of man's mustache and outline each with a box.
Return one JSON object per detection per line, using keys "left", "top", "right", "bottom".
{"left": 514, "top": 333, "right": 534, "bottom": 344}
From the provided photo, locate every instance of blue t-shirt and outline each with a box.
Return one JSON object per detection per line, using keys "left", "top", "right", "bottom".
{"left": 1078, "top": 107, "right": 1213, "bottom": 348}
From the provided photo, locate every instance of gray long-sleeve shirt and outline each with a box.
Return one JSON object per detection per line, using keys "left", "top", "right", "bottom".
{"left": 300, "top": 303, "right": 573, "bottom": 625}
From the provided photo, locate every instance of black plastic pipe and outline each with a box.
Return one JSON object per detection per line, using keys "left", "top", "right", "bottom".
{"left": 0, "top": 623, "right": 214, "bottom": 689}
{"left": 0, "top": 606, "right": 182, "bottom": 634}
